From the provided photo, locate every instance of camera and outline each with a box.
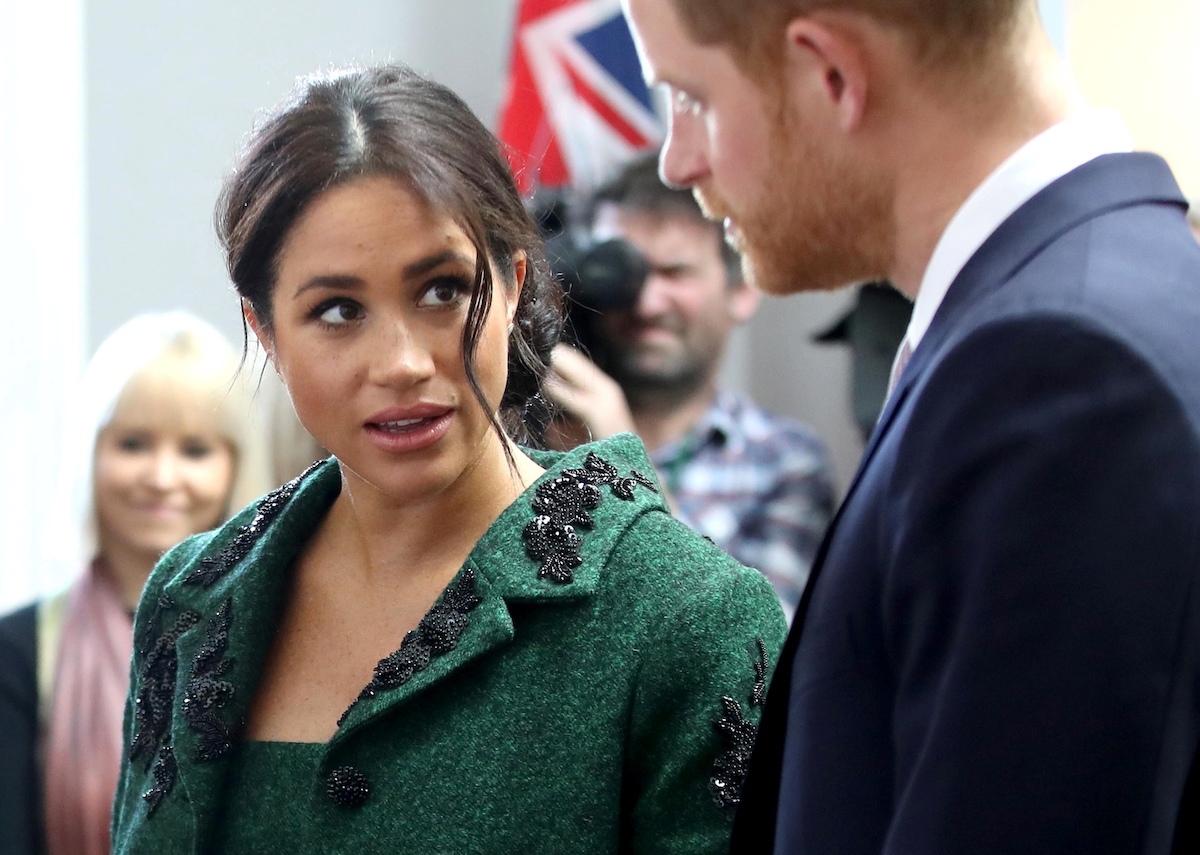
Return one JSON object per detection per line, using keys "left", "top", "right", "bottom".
{"left": 534, "top": 195, "right": 650, "bottom": 365}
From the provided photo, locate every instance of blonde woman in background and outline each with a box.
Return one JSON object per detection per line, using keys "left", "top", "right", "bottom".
{"left": 0, "top": 311, "right": 270, "bottom": 855}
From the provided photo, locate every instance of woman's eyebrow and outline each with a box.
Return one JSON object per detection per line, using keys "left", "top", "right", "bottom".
{"left": 402, "top": 249, "right": 475, "bottom": 279}
{"left": 293, "top": 274, "right": 363, "bottom": 298}
{"left": 291, "top": 250, "right": 476, "bottom": 298}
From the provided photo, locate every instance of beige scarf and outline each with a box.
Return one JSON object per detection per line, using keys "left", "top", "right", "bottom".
{"left": 42, "top": 559, "right": 133, "bottom": 855}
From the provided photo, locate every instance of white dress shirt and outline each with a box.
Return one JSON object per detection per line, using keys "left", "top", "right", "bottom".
{"left": 902, "top": 110, "right": 1134, "bottom": 355}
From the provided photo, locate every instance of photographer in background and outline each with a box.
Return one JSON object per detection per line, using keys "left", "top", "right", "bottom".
{"left": 545, "top": 153, "right": 834, "bottom": 618}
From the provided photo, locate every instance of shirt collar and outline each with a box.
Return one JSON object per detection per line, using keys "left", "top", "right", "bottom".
{"left": 905, "top": 109, "right": 1133, "bottom": 351}
{"left": 650, "top": 391, "right": 741, "bottom": 468}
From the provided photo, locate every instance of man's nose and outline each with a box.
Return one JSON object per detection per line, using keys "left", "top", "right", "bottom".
{"left": 659, "top": 111, "right": 707, "bottom": 190}
{"left": 634, "top": 272, "right": 673, "bottom": 318}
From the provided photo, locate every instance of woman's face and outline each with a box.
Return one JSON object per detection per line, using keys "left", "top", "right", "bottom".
{"left": 254, "top": 174, "right": 522, "bottom": 506}
{"left": 94, "top": 383, "right": 236, "bottom": 565}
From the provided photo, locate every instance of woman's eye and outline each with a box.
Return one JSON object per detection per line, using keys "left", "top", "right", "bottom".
{"left": 418, "top": 278, "right": 469, "bottom": 308}
{"left": 116, "top": 435, "right": 149, "bottom": 453}
{"left": 315, "top": 300, "right": 362, "bottom": 326}
{"left": 180, "top": 441, "right": 214, "bottom": 459}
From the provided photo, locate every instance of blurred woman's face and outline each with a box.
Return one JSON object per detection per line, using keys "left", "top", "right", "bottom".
{"left": 94, "top": 382, "right": 235, "bottom": 565}
{"left": 252, "top": 174, "right": 522, "bottom": 507}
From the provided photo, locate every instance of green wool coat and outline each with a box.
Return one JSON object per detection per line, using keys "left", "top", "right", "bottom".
{"left": 111, "top": 435, "right": 786, "bottom": 855}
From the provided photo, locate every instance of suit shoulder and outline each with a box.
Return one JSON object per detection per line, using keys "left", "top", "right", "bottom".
{"left": 0, "top": 603, "right": 37, "bottom": 698}
{"left": 978, "top": 210, "right": 1200, "bottom": 389}
{"left": 933, "top": 307, "right": 1200, "bottom": 434}
{"left": 0, "top": 602, "right": 36, "bottom": 646}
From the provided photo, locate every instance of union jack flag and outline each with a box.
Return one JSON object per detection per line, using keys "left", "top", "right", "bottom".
{"left": 497, "top": 0, "right": 664, "bottom": 194}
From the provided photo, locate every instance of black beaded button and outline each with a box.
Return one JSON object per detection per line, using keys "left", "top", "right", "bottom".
{"left": 326, "top": 765, "right": 371, "bottom": 808}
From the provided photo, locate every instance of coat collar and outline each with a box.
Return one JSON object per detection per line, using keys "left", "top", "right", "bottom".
{"left": 146, "top": 434, "right": 664, "bottom": 847}
{"left": 791, "top": 153, "right": 1186, "bottom": 638}
{"left": 858, "top": 152, "right": 1186, "bottom": 508}
{"left": 163, "top": 432, "right": 666, "bottom": 613}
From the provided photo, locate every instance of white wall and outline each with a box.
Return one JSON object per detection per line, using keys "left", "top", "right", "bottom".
{"left": 86, "top": 0, "right": 520, "bottom": 350}
{"left": 0, "top": 0, "right": 87, "bottom": 612}
{"left": 1067, "top": 0, "right": 1200, "bottom": 200}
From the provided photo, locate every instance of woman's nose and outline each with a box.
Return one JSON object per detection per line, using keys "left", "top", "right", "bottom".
{"left": 144, "top": 447, "right": 181, "bottom": 490}
{"left": 367, "top": 317, "right": 436, "bottom": 388}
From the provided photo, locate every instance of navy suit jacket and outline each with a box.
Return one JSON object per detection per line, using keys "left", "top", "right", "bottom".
{"left": 731, "top": 153, "right": 1200, "bottom": 854}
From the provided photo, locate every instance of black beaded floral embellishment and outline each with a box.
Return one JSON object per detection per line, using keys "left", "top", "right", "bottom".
{"left": 710, "top": 638, "right": 770, "bottom": 810}
{"left": 184, "top": 460, "right": 323, "bottom": 588}
{"left": 564, "top": 452, "right": 657, "bottom": 499}
{"left": 142, "top": 740, "right": 177, "bottom": 817}
{"left": 522, "top": 452, "right": 656, "bottom": 584}
{"left": 750, "top": 637, "right": 769, "bottom": 706}
{"left": 183, "top": 598, "right": 238, "bottom": 761}
{"left": 130, "top": 606, "right": 201, "bottom": 816}
{"left": 337, "top": 569, "right": 482, "bottom": 727}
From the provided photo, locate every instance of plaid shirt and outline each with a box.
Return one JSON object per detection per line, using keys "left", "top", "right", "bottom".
{"left": 651, "top": 391, "right": 834, "bottom": 620}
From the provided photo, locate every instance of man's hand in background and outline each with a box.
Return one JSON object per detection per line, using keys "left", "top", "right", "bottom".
{"left": 543, "top": 344, "right": 636, "bottom": 443}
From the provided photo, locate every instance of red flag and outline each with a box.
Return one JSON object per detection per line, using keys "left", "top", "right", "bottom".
{"left": 497, "top": 0, "right": 664, "bottom": 194}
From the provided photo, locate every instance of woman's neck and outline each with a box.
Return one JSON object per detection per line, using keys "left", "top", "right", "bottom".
{"left": 328, "top": 435, "right": 544, "bottom": 589}
{"left": 98, "top": 542, "right": 161, "bottom": 611}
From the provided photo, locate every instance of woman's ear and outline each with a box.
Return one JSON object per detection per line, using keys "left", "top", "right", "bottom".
{"left": 242, "top": 299, "right": 277, "bottom": 371}
{"left": 507, "top": 251, "right": 528, "bottom": 327}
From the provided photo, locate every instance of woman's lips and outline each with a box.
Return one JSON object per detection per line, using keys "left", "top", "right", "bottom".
{"left": 132, "top": 503, "right": 187, "bottom": 519}
{"left": 363, "top": 408, "right": 454, "bottom": 453}
{"left": 373, "top": 417, "right": 434, "bottom": 433}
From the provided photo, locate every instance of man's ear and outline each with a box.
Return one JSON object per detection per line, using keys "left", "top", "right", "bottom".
{"left": 242, "top": 299, "right": 277, "bottom": 371}
{"left": 729, "top": 279, "right": 761, "bottom": 325}
{"left": 783, "top": 14, "right": 870, "bottom": 133}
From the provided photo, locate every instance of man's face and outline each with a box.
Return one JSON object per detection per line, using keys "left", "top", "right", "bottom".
{"left": 594, "top": 205, "right": 753, "bottom": 396}
{"left": 623, "top": 0, "right": 894, "bottom": 295}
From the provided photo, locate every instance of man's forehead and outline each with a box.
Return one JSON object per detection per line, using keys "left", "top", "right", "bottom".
{"left": 621, "top": 0, "right": 687, "bottom": 87}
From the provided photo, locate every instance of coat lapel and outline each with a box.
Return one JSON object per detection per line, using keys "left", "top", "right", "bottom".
{"left": 157, "top": 460, "right": 338, "bottom": 849}
{"left": 330, "top": 436, "right": 666, "bottom": 747}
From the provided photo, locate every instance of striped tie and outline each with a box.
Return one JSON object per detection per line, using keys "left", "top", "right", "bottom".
{"left": 886, "top": 337, "right": 913, "bottom": 400}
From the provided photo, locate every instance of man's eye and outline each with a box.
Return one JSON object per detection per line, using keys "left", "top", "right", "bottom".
{"left": 315, "top": 300, "right": 362, "bottom": 325}
{"left": 418, "top": 277, "right": 470, "bottom": 308}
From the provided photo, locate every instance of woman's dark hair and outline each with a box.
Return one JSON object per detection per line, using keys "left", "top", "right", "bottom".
{"left": 215, "top": 64, "right": 562, "bottom": 446}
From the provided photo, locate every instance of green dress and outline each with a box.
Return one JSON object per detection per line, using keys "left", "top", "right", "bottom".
{"left": 111, "top": 435, "right": 786, "bottom": 854}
